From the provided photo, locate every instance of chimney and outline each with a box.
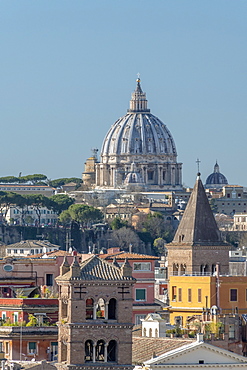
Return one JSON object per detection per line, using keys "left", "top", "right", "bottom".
{"left": 121, "top": 258, "right": 132, "bottom": 277}
{"left": 70, "top": 256, "right": 81, "bottom": 278}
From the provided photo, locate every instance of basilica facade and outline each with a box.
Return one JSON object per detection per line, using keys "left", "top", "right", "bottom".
{"left": 83, "top": 78, "right": 183, "bottom": 191}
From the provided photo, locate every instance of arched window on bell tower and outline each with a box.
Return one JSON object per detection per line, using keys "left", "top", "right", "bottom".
{"left": 107, "top": 340, "right": 117, "bottom": 362}
{"left": 108, "top": 298, "right": 117, "bottom": 320}
{"left": 96, "top": 340, "right": 105, "bottom": 362}
{"left": 96, "top": 298, "right": 105, "bottom": 319}
{"left": 86, "top": 298, "right": 94, "bottom": 320}
{"left": 85, "top": 340, "right": 94, "bottom": 362}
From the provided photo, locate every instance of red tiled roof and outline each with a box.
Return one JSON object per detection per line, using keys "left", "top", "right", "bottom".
{"left": 99, "top": 251, "right": 159, "bottom": 260}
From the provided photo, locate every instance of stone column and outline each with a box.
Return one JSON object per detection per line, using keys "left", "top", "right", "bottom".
{"left": 158, "top": 166, "right": 163, "bottom": 185}
{"left": 93, "top": 343, "right": 96, "bottom": 362}
{"left": 167, "top": 164, "right": 171, "bottom": 185}
{"left": 105, "top": 302, "right": 109, "bottom": 320}
{"left": 93, "top": 303, "right": 97, "bottom": 320}
{"left": 171, "top": 166, "right": 175, "bottom": 185}
{"left": 104, "top": 343, "right": 108, "bottom": 363}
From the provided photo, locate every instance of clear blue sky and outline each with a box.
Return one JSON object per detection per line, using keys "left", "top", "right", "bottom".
{"left": 1, "top": 0, "right": 247, "bottom": 187}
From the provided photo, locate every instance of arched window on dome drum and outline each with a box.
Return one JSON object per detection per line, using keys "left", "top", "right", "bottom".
{"left": 149, "top": 328, "right": 152, "bottom": 337}
{"left": 85, "top": 340, "right": 93, "bottom": 362}
{"left": 107, "top": 340, "right": 117, "bottom": 362}
{"left": 147, "top": 171, "right": 154, "bottom": 181}
{"left": 96, "top": 340, "right": 105, "bottom": 362}
{"left": 86, "top": 298, "right": 94, "bottom": 320}
{"left": 108, "top": 298, "right": 117, "bottom": 320}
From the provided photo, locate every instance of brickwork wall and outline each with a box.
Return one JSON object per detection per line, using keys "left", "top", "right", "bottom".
{"left": 167, "top": 244, "right": 230, "bottom": 276}
{"left": 57, "top": 279, "right": 134, "bottom": 368}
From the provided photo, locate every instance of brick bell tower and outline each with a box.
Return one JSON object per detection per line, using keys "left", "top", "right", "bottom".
{"left": 56, "top": 255, "right": 135, "bottom": 370}
{"left": 166, "top": 172, "right": 230, "bottom": 277}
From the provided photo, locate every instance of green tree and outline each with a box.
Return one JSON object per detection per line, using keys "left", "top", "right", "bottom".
{"left": 153, "top": 237, "right": 167, "bottom": 256}
{"left": 50, "top": 194, "right": 75, "bottom": 214}
{"left": 49, "top": 177, "right": 82, "bottom": 188}
{"left": 26, "top": 194, "right": 49, "bottom": 226}
{"left": 0, "top": 176, "right": 20, "bottom": 183}
{"left": 14, "top": 194, "right": 33, "bottom": 226}
{"left": 110, "top": 216, "right": 128, "bottom": 230}
{"left": 26, "top": 314, "right": 38, "bottom": 327}
{"left": 59, "top": 204, "right": 103, "bottom": 227}
{"left": 144, "top": 212, "right": 166, "bottom": 239}
{"left": 59, "top": 209, "right": 72, "bottom": 225}
{"left": 21, "top": 174, "right": 48, "bottom": 184}
{"left": 0, "top": 192, "right": 21, "bottom": 218}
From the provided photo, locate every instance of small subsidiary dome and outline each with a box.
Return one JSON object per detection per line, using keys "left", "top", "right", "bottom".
{"left": 124, "top": 162, "right": 145, "bottom": 189}
{"left": 205, "top": 162, "right": 228, "bottom": 189}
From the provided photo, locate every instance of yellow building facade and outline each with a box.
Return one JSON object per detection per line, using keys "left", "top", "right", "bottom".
{"left": 168, "top": 275, "right": 247, "bottom": 326}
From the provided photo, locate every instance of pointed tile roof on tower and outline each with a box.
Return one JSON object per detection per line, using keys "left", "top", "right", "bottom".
{"left": 172, "top": 173, "right": 223, "bottom": 246}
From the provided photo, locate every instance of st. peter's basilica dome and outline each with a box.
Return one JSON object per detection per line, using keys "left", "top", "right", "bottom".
{"left": 101, "top": 79, "right": 177, "bottom": 158}
{"left": 92, "top": 78, "right": 182, "bottom": 191}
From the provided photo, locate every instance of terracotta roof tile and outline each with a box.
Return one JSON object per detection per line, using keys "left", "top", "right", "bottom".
{"left": 99, "top": 251, "right": 159, "bottom": 260}
{"left": 79, "top": 255, "right": 135, "bottom": 281}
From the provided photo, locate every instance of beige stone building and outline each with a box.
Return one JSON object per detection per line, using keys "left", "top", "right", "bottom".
{"left": 232, "top": 213, "right": 247, "bottom": 231}
{"left": 0, "top": 184, "right": 55, "bottom": 196}
{"left": 213, "top": 185, "right": 247, "bottom": 216}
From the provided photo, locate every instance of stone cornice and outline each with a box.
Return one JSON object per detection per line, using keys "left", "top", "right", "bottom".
{"left": 147, "top": 341, "right": 247, "bottom": 366}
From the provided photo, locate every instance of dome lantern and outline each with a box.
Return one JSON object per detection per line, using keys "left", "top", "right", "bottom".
{"left": 128, "top": 78, "right": 150, "bottom": 113}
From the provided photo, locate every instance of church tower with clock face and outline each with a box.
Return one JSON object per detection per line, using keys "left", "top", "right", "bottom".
{"left": 56, "top": 255, "right": 135, "bottom": 370}
{"left": 83, "top": 78, "right": 183, "bottom": 191}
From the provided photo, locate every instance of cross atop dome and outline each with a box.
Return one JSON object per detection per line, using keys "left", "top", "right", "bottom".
{"left": 128, "top": 77, "right": 150, "bottom": 113}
